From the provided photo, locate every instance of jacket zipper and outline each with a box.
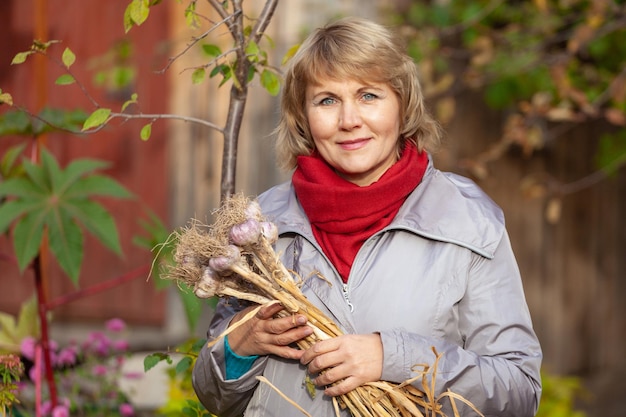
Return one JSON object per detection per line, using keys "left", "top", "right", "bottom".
{"left": 342, "top": 283, "right": 354, "bottom": 312}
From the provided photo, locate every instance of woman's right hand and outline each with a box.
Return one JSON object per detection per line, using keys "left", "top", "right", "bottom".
{"left": 226, "top": 302, "right": 313, "bottom": 360}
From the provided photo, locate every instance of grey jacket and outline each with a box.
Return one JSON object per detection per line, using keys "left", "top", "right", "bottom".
{"left": 193, "top": 160, "right": 543, "bottom": 417}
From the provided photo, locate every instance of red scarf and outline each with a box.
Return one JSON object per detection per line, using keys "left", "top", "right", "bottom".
{"left": 292, "top": 144, "right": 428, "bottom": 283}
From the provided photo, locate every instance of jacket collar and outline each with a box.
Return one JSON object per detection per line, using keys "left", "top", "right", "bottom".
{"left": 258, "top": 157, "right": 504, "bottom": 259}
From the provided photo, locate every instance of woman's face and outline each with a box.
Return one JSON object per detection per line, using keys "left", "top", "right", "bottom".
{"left": 305, "top": 78, "right": 401, "bottom": 186}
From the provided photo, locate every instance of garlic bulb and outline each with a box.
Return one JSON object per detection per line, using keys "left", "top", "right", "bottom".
{"left": 209, "top": 245, "right": 241, "bottom": 271}
{"left": 229, "top": 218, "right": 261, "bottom": 246}
{"left": 194, "top": 267, "right": 220, "bottom": 298}
{"left": 260, "top": 221, "right": 278, "bottom": 244}
{"left": 244, "top": 200, "right": 263, "bottom": 220}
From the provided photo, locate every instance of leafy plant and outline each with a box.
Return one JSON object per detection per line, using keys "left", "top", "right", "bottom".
{"left": 12, "top": 318, "right": 137, "bottom": 417}
{"left": 0, "top": 147, "right": 133, "bottom": 284}
{"left": 0, "top": 296, "right": 40, "bottom": 355}
{"left": 536, "top": 371, "right": 588, "bottom": 417}
{"left": 0, "top": 353, "right": 24, "bottom": 417}
{"left": 390, "top": 0, "right": 626, "bottom": 213}
{"left": 144, "top": 338, "right": 214, "bottom": 417}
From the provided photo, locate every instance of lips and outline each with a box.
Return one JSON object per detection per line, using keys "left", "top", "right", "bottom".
{"left": 338, "top": 138, "right": 370, "bottom": 150}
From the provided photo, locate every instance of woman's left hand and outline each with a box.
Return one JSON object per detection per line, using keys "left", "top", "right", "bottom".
{"left": 299, "top": 333, "right": 383, "bottom": 396}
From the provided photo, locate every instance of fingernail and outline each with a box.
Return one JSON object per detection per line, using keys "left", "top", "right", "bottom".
{"left": 297, "top": 316, "right": 307, "bottom": 325}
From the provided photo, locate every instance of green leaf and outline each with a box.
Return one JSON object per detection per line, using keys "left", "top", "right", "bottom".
{"left": 140, "top": 123, "right": 152, "bottom": 141}
{"left": 64, "top": 174, "right": 133, "bottom": 199}
{"left": 129, "top": 0, "right": 150, "bottom": 26}
{"left": 123, "top": 3, "right": 135, "bottom": 33}
{"left": 261, "top": 70, "right": 280, "bottom": 96}
{"left": 175, "top": 356, "right": 193, "bottom": 375}
{"left": 191, "top": 68, "right": 206, "bottom": 85}
{"left": 36, "top": 107, "right": 88, "bottom": 134}
{"left": 55, "top": 74, "right": 76, "bottom": 85}
{"left": 0, "top": 200, "right": 42, "bottom": 235}
{"left": 46, "top": 208, "right": 84, "bottom": 284}
{"left": 62, "top": 47, "right": 76, "bottom": 68}
{"left": 32, "top": 39, "right": 60, "bottom": 52}
{"left": 64, "top": 199, "right": 123, "bottom": 255}
{"left": 209, "top": 64, "right": 225, "bottom": 78}
{"left": 0, "top": 91, "right": 13, "bottom": 106}
{"left": 0, "top": 177, "right": 45, "bottom": 199}
{"left": 121, "top": 93, "right": 138, "bottom": 112}
{"left": 281, "top": 43, "right": 300, "bottom": 65}
{"left": 245, "top": 40, "right": 260, "bottom": 57}
{"left": 144, "top": 352, "right": 172, "bottom": 372}
{"left": 0, "top": 296, "right": 40, "bottom": 353}
{"left": 11, "top": 51, "right": 32, "bottom": 65}
{"left": 40, "top": 148, "right": 65, "bottom": 193}
{"left": 58, "top": 158, "right": 111, "bottom": 193}
{"left": 14, "top": 295, "right": 40, "bottom": 342}
{"left": 143, "top": 353, "right": 162, "bottom": 372}
{"left": 21, "top": 159, "right": 50, "bottom": 192}
{"left": 0, "top": 111, "right": 31, "bottom": 136}
{"left": 263, "top": 33, "right": 275, "bottom": 49}
{"left": 82, "top": 108, "right": 111, "bottom": 131}
{"left": 13, "top": 211, "right": 46, "bottom": 273}
{"left": 184, "top": 2, "right": 199, "bottom": 28}
{"left": 0, "top": 144, "right": 26, "bottom": 178}
{"left": 201, "top": 44, "right": 222, "bottom": 58}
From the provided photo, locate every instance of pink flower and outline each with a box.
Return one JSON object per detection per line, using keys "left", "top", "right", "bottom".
{"left": 28, "top": 363, "right": 42, "bottom": 382}
{"left": 105, "top": 318, "right": 126, "bottom": 333}
{"left": 92, "top": 364, "right": 108, "bottom": 376}
{"left": 84, "top": 332, "right": 112, "bottom": 356}
{"left": 113, "top": 339, "right": 130, "bottom": 352}
{"left": 123, "top": 371, "right": 143, "bottom": 380}
{"left": 51, "top": 404, "right": 69, "bottom": 417}
{"left": 40, "top": 400, "right": 52, "bottom": 416}
{"left": 119, "top": 403, "right": 135, "bottom": 416}
{"left": 20, "top": 337, "right": 37, "bottom": 360}
{"left": 55, "top": 346, "right": 78, "bottom": 367}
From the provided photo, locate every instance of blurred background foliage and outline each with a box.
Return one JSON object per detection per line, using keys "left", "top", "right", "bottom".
{"left": 387, "top": 0, "right": 625, "bottom": 212}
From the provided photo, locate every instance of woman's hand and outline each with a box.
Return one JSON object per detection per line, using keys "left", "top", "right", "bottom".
{"left": 227, "top": 302, "right": 313, "bottom": 360}
{"left": 300, "top": 333, "right": 383, "bottom": 396}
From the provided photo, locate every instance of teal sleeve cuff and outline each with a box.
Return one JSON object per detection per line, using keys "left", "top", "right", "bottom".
{"left": 224, "top": 335, "right": 259, "bottom": 380}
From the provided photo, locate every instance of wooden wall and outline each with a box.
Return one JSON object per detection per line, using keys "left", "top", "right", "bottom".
{"left": 0, "top": 1, "right": 171, "bottom": 326}
{"left": 439, "top": 92, "right": 626, "bottom": 414}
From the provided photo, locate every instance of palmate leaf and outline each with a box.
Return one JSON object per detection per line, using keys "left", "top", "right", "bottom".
{"left": 40, "top": 148, "right": 65, "bottom": 193}
{"left": 64, "top": 199, "right": 123, "bottom": 255}
{"left": 0, "top": 177, "right": 45, "bottom": 200}
{"left": 64, "top": 175, "right": 133, "bottom": 199}
{"left": 61, "top": 159, "right": 111, "bottom": 189}
{"left": 0, "top": 200, "right": 43, "bottom": 235}
{"left": 13, "top": 210, "right": 46, "bottom": 272}
{"left": 46, "top": 208, "right": 83, "bottom": 285}
{"left": 0, "top": 148, "right": 130, "bottom": 281}
{"left": 21, "top": 158, "right": 50, "bottom": 192}
{"left": 0, "top": 144, "right": 27, "bottom": 178}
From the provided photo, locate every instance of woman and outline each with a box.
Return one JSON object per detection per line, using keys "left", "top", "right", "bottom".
{"left": 192, "top": 16, "right": 542, "bottom": 417}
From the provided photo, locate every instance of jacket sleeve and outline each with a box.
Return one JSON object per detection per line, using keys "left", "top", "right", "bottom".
{"left": 379, "top": 232, "right": 542, "bottom": 417}
{"left": 192, "top": 299, "right": 269, "bottom": 417}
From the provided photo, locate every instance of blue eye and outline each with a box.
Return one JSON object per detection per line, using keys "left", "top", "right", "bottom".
{"left": 319, "top": 97, "right": 336, "bottom": 105}
{"left": 362, "top": 92, "right": 378, "bottom": 101}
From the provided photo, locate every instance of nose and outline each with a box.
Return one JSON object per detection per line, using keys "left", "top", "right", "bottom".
{"left": 338, "top": 101, "right": 362, "bottom": 130}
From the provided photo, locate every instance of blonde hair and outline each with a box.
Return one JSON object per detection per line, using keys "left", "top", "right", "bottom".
{"left": 275, "top": 16, "right": 442, "bottom": 170}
